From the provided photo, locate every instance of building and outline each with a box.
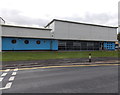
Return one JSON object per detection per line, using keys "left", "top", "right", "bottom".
{"left": 0, "top": 18, "right": 117, "bottom": 51}
{"left": 115, "top": 41, "right": 120, "bottom": 50}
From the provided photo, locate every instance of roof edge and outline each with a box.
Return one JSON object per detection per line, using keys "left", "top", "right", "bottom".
{"left": 1, "top": 24, "right": 52, "bottom": 30}
{"left": 45, "top": 19, "right": 118, "bottom": 28}
{"left": 45, "top": 19, "right": 56, "bottom": 28}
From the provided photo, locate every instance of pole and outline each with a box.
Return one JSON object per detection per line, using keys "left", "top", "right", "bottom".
{"left": 89, "top": 53, "right": 91, "bottom": 62}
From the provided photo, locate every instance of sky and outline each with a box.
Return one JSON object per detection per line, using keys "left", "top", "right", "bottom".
{"left": 0, "top": 0, "right": 119, "bottom": 27}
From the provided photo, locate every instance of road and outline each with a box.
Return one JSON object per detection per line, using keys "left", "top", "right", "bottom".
{"left": 0, "top": 63, "right": 119, "bottom": 94}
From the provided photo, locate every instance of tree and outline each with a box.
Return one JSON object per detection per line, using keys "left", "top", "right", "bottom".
{"left": 117, "top": 32, "right": 120, "bottom": 41}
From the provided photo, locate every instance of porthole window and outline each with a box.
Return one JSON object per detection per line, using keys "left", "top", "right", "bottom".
{"left": 24, "top": 40, "right": 29, "bottom": 44}
{"left": 36, "top": 40, "right": 41, "bottom": 44}
{"left": 11, "top": 40, "right": 17, "bottom": 44}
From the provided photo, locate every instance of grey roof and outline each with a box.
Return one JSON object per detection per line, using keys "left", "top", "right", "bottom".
{"left": 45, "top": 19, "right": 118, "bottom": 28}
{"left": 1, "top": 24, "right": 52, "bottom": 30}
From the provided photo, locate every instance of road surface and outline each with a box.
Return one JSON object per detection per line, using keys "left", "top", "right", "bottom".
{"left": 0, "top": 63, "right": 119, "bottom": 94}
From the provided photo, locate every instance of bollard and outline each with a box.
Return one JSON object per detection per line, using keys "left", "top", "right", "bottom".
{"left": 89, "top": 53, "right": 91, "bottom": 62}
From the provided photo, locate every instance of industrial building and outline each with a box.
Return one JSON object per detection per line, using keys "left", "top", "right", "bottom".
{"left": 0, "top": 18, "right": 117, "bottom": 51}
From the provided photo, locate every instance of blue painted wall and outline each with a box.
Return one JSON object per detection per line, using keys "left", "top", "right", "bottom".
{"left": 51, "top": 40, "right": 58, "bottom": 50}
{"left": 2, "top": 37, "right": 115, "bottom": 51}
{"left": 2, "top": 37, "right": 58, "bottom": 50}
{"left": 103, "top": 42, "right": 115, "bottom": 50}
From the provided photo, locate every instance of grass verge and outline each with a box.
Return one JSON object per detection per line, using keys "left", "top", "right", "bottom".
{"left": 1, "top": 51, "right": 118, "bottom": 61}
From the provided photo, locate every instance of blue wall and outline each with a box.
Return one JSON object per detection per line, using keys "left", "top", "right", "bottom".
{"left": 103, "top": 42, "right": 115, "bottom": 50}
{"left": 2, "top": 37, "right": 115, "bottom": 51}
{"left": 2, "top": 37, "right": 58, "bottom": 50}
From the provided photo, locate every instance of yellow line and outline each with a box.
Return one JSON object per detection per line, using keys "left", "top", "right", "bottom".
{"left": 0, "top": 63, "right": 119, "bottom": 72}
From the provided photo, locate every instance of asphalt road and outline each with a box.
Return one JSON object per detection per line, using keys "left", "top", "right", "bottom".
{"left": 0, "top": 64, "right": 119, "bottom": 94}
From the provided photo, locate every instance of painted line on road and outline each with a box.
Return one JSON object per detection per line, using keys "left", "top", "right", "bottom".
{"left": 0, "top": 64, "right": 119, "bottom": 72}
{"left": 0, "top": 68, "right": 18, "bottom": 90}
{"left": 5, "top": 69, "right": 10, "bottom": 72}
{"left": 16, "top": 64, "right": 100, "bottom": 71}
{"left": 17, "top": 64, "right": 120, "bottom": 71}
{"left": 12, "top": 72, "right": 17, "bottom": 76}
{"left": 9, "top": 76, "right": 15, "bottom": 81}
{"left": 0, "top": 82, "right": 12, "bottom": 90}
{"left": 5, "top": 82, "right": 12, "bottom": 88}
{"left": 0, "top": 77, "right": 4, "bottom": 82}
{"left": 1, "top": 73, "right": 7, "bottom": 77}
{"left": 13, "top": 68, "right": 18, "bottom": 71}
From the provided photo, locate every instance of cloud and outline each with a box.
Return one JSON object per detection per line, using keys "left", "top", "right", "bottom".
{"left": 0, "top": 8, "right": 118, "bottom": 27}
{"left": 0, "top": 8, "right": 49, "bottom": 27}
{"left": 59, "top": 13, "right": 118, "bottom": 27}
{"left": 83, "top": 13, "right": 118, "bottom": 26}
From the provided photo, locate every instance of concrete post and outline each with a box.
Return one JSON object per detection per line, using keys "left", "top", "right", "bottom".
{"left": 89, "top": 53, "right": 91, "bottom": 62}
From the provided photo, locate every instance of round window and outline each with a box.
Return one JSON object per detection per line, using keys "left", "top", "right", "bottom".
{"left": 36, "top": 40, "right": 41, "bottom": 44}
{"left": 11, "top": 40, "right": 17, "bottom": 44}
{"left": 24, "top": 40, "right": 29, "bottom": 44}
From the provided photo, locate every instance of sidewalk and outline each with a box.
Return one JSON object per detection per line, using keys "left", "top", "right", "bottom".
{"left": 1, "top": 58, "right": 119, "bottom": 70}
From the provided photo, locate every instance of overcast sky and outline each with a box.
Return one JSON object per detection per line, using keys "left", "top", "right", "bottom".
{"left": 0, "top": 0, "right": 119, "bottom": 27}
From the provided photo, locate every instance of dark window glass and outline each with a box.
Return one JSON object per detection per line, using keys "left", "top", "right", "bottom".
{"left": 87, "top": 42, "right": 94, "bottom": 46}
{"left": 58, "top": 40, "right": 102, "bottom": 50}
{"left": 36, "top": 40, "right": 41, "bottom": 44}
{"left": 73, "top": 42, "right": 81, "bottom": 46}
{"left": 24, "top": 40, "right": 29, "bottom": 44}
{"left": 11, "top": 40, "right": 17, "bottom": 44}
{"left": 66, "top": 41, "right": 73, "bottom": 46}
{"left": 58, "top": 41, "right": 66, "bottom": 46}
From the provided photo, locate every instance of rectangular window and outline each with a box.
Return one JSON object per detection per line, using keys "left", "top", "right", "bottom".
{"left": 87, "top": 42, "right": 94, "bottom": 46}
{"left": 58, "top": 41, "right": 66, "bottom": 46}
{"left": 73, "top": 42, "right": 81, "bottom": 46}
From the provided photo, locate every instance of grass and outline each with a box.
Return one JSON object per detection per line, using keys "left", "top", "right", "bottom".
{"left": 1, "top": 51, "right": 118, "bottom": 61}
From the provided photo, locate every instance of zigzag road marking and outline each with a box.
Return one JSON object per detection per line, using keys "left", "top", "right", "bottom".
{"left": 1, "top": 73, "right": 7, "bottom": 77}
{"left": 0, "top": 68, "right": 18, "bottom": 90}
{"left": 9, "top": 76, "right": 15, "bottom": 81}
{"left": 0, "top": 82, "right": 12, "bottom": 90}
{"left": 12, "top": 72, "right": 17, "bottom": 76}
{"left": 0, "top": 77, "right": 3, "bottom": 82}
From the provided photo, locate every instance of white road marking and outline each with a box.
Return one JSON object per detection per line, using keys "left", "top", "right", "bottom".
{"left": 5, "top": 82, "right": 12, "bottom": 88}
{"left": 1, "top": 73, "right": 7, "bottom": 77}
{"left": 12, "top": 72, "right": 17, "bottom": 76}
{"left": 0, "top": 77, "right": 3, "bottom": 82}
{"left": 0, "top": 68, "right": 18, "bottom": 90}
{"left": 13, "top": 68, "right": 18, "bottom": 71}
{"left": 0, "top": 87, "right": 6, "bottom": 90}
{"left": 5, "top": 69, "right": 10, "bottom": 72}
{"left": 9, "top": 76, "right": 15, "bottom": 81}
{"left": 0, "top": 82, "right": 12, "bottom": 90}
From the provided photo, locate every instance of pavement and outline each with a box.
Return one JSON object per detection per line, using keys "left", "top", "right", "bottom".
{"left": 1, "top": 57, "right": 119, "bottom": 70}
{"left": 0, "top": 64, "right": 119, "bottom": 94}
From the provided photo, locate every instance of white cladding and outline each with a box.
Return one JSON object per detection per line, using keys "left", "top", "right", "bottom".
{"left": 1, "top": 19, "right": 117, "bottom": 42}
{"left": 46, "top": 22, "right": 55, "bottom": 38}
{"left": 0, "top": 25, "right": 2, "bottom": 52}
{"left": 2, "top": 25, "right": 52, "bottom": 39}
{"left": 53, "top": 20, "right": 117, "bottom": 41}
